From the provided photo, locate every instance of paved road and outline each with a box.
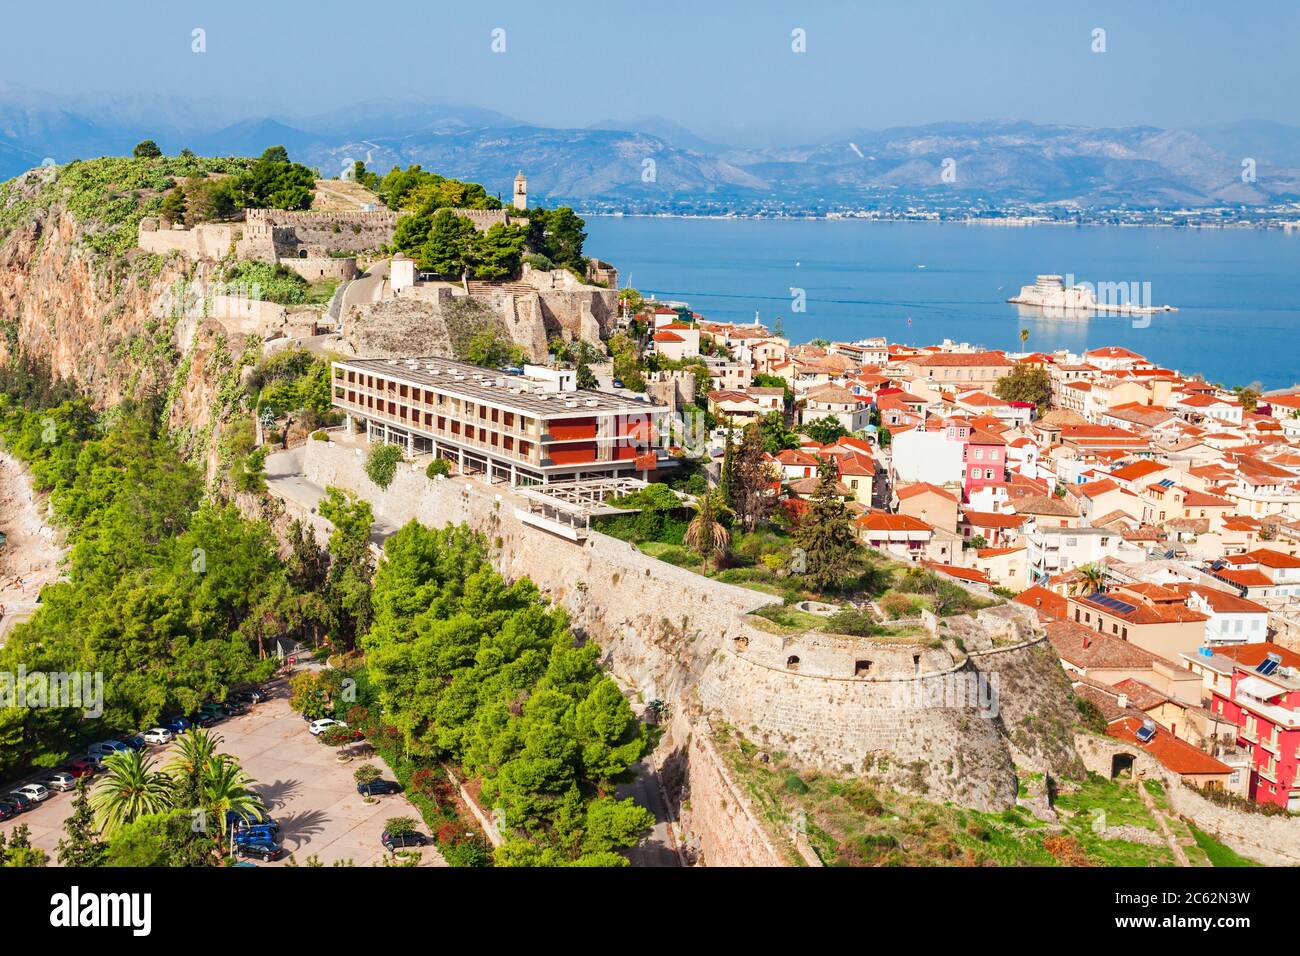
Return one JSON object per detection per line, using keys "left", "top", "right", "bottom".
{"left": 616, "top": 757, "right": 680, "bottom": 867}
{"left": 264, "top": 445, "right": 402, "bottom": 550}
{"left": 1, "top": 677, "right": 447, "bottom": 867}
{"left": 338, "top": 259, "right": 388, "bottom": 334}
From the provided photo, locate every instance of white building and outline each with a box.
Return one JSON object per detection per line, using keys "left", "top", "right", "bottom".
{"left": 1025, "top": 524, "right": 1141, "bottom": 585}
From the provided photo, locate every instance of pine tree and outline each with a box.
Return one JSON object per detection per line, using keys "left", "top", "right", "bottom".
{"left": 795, "top": 462, "right": 863, "bottom": 592}
{"left": 731, "top": 423, "right": 775, "bottom": 531}
{"left": 56, "top": 778, "right": 106, "bottom": 867}
{"left": 719, "top": 428, "right": 738, "bottom": 507}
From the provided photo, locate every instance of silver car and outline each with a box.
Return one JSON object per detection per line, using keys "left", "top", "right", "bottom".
{"left": 42, "top": 772, "right": 78, "bottom": 792}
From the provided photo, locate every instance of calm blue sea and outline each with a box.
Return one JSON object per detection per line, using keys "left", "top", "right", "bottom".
{"left": 583, "top": 217, "right": 1300, "bottom": 390}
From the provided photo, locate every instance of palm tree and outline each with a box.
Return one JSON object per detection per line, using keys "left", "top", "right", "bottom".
{"left": 90, "top": 750, "right": 173, "bottom": 836}
{"left": 201, "top": 756, "right": 266, "bottom": 845}
{"left": 1074, "top": 562, "right": 1107, "bottom": 595}
{"left": 684, "top": 492, "right": 732, "bottom": 569}
{"left": 1019, "top": 327, "right": 1030, "bottom": 351}
{"left": 165, "top": 727, "right": 222, "bottom": 781}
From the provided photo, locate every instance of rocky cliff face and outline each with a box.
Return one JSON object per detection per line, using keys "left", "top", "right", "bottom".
{"left": 0, "top": 190, "right": 255, "bottom": 480}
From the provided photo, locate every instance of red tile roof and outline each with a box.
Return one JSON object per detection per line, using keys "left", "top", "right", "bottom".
{"left": 1107, "top": 717, "right": 1231, "bottom": 777}
{"left": 897, "top": 482, "right": 959, "bottom": 503}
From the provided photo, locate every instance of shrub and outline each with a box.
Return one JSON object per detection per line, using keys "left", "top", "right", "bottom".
{"left": 311, "top": 429, "right": 329, "bottom": 441}
{"left": 426, "top": 458, "right": 451, "bottom": 479}
{"left": 365, "top": 442, "right": 404, "bottom": 489}
{"left": 879, "top": 593, "right": 918, "bottom": 619}
{"left": 824, "top": 608, "right": 881, "bottom": 636}
{"left": 783, "top": 772, "right": 810, "bottom": 794}
{"left": 442, "top": 836, "right": 490, "bottom": 867}
{"left": 354, "top": 764, "right": 381, "bottom": 785}
{"left": 383, "top": 816, "right": 418, "bottom": 836}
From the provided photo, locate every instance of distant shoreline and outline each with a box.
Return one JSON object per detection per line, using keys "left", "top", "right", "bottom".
{"left": 580, "top": 212, "right": 1300, "bottom": 231}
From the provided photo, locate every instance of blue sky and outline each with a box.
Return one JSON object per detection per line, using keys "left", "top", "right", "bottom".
{"left": 4, "top": 0, "right": 1296, "bottom": 142}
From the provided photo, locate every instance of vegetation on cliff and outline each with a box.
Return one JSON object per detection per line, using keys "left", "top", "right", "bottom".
{"left": 0, "top": 382, "right": 336, "bottom": 777}
{"left": 0, "top": 154, "right": 252, "bottom": 259}
{"left": 360, "top": 521, "right": 654, "bottom": 865}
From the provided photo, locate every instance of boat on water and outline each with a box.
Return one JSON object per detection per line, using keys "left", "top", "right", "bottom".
{"left": 1007, "top": 274, "right": 1177, "bottom": 316}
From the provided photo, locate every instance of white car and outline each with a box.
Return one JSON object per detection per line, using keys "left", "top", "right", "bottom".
{"left": 11, "top": 783, "right": 50, "bottom": 803}
{"left": 308, "top": 718, "right": 347, "bottom": 737}
{"left": 42, "top": 772, "right": 78, "bottom": 792}
{"left": 143, "top": 727, "right": 174, "bottom": 745}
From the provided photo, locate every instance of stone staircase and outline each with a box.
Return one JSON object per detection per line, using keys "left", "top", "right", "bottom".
{"left": 466, "top": 280, "right": 536, "bottom": 296}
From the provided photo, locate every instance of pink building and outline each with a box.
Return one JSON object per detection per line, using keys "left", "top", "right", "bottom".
{"left": 1207, "top": 643, "right": 1300, "bottom": 810}
{"left": 962, "top": 426, "right": 1007, "bottom": 500}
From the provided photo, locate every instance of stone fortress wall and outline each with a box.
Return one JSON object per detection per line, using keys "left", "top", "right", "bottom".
{"left": 138, "top": 217, "right": 236, "bottom": 259}
{"left": 302, "top": 437, "right": 1083, "bottom": 829}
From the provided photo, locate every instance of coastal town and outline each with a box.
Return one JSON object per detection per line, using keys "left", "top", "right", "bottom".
{"left": 0, "top": 144, "right": 1297, "bottom": 880}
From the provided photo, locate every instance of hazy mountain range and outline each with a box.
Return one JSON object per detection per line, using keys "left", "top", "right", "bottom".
{"left": 2, "top": 87, "right": 1299, "bottom": 211}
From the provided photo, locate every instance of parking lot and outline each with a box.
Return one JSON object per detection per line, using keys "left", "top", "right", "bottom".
{"left": 1, "top": 678, "right": 447, "bottom": 867}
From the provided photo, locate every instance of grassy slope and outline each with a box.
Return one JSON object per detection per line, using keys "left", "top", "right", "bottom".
{"left": 715, "top": 724, "right": 1179, "bottom": 867}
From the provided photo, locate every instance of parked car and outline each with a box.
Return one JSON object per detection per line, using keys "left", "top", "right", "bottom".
{"left": 86, "top": 739, "right": 130, "bottom": 759}
{"left": 232, "top": 688, "right": 267, "bottom": 704}
{"left": 308, "top": 718, "right": 347, "bottom": 737}
{"left": 381, "top": 830, "right": 429, "bottom": 851}
{"left": 4, "top": 793, "right": 35, "bottom": 814}
{"left": 233, "top": 825, "right": 281, "bottom": 847}
{"left": 357, "top": 779, "right": 402, "bottom": 797}
{"left": 65, "top": 759, "right": 98, "bottom": 778}
{"left": 118, "top": 735, "right": 148, "bottom": 751}
{"left": 196, "top": 713, "right": 223, "bottom": 728}
{"left": 221, "top": 700, "right": 249, "bottom": 717}
{"left": 234, "top": 838, "right": 283, "bottom": 862}
{"left": 0, "top": 801, "right": 17, "bottom": 822}
{"left": 227, "top": 812, "right": 279, "bottom": 835}
{"left": 142, "top": 727, "right": 174, "bottom": 745}
{"left": 162, "top": 716, "right": 192, "bottom": 734}
{"left": 11, "top": 783, "right": 51, "bottom": 804}
{"left": 42, "top": 772, "right": 78, "bottom": 792}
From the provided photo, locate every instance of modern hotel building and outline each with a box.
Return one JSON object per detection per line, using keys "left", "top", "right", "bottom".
{"left": 330, "top": 356, "right": 672, "bottom": 486}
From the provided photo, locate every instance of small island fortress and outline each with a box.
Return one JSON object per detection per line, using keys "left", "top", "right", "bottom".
{"left": 1008, "top": 274, "right": 1177, "bottom": 316}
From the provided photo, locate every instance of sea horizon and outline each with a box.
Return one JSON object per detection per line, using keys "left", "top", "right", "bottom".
{"left": 585, "top": 216, "right": 1300, "bottom": 390}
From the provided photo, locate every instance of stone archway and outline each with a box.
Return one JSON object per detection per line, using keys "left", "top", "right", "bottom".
{"left": 1110, "top": 752, "right": 1135, "bottom": 779}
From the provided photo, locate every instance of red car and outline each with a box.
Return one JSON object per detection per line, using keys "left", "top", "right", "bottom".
{"left": 65, "top": 758, "right": 98, "bottom": 778}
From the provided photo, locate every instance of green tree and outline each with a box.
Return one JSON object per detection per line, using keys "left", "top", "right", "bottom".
{"left": 473, "top": 222, "right": 528, "bottom": 279}
{"left": 103, "top": 809, "right": 217, "bottom": 867}
{"left": 91, "top": 750, "right": 174, "bottom": 836}
{"left": 200, "top": 757, "right": 265, "bottom": 844}
{"left": 159, "top": 187, "right": 187, "bottom": 224}
{"left": 57, "top": 778, "right": 107, "bottom": 867}
{"left": 233, "top": 146, "right": 315, "bottom": 210}
{"left": 758, "top": 410, "right": 799, "bottom": 453}
{"left": 795, "top": 463, "right": 863, "bottom": 592}
{"left": 732, "top": 423, "right": 776, "bottom": 531}
{"left": 1074, "top": 562, "right": 1108, "bottom": 595}
{"left": 802, "top": 415, "right": 848, "bottom": 444}
{"left": 582, "top": 797, "right": 655, "bottom": 855}
{"left": 366, "top": 442, "right": 405, "bottom": 490}
{"left": 418, "top": 208, "right": 479, "bottom": 276}
{"left": 132, "top": 140, "right": 163, "bottom": 159}
{"left": 683, "top": 491, "right": 731, "bottom": 568}
{"left": 0, "top": 824, "right": 48, "bottom": 867}
{"left": 993, "top": 365, "right": 1052, "bottom": 409}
